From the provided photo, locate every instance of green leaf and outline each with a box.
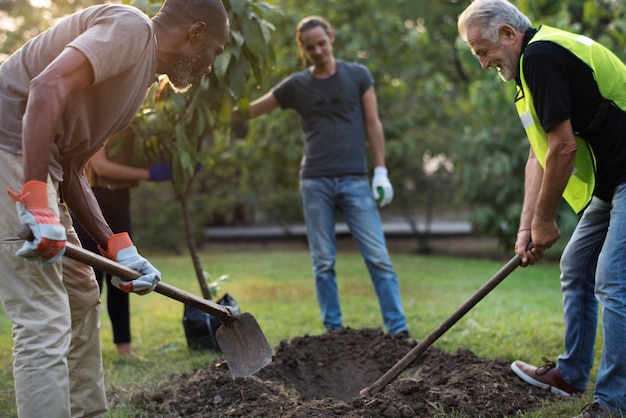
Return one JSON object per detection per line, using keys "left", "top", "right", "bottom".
{"left": 229, "top": 0, "right": 246, "bottom": 15}
{"left": 130, "top": 0, "right": 149, "bottom": 13}
{"left": 212, "top": 49, "right": 232, "bottom": 80}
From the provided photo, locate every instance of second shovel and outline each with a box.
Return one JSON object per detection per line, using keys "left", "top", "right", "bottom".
{"left": 360, "top": 252, "right": 524, "bottom": 397}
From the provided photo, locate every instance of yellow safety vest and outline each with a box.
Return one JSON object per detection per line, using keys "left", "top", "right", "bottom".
{"left": 515, "top": 25, "right": 626, "bottom": 213}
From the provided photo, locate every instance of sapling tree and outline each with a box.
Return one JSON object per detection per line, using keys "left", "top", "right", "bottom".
{"left": 122, "top": 0, "right": 280, "bottom": 299}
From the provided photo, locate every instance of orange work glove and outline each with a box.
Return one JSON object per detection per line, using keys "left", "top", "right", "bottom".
{"left": 100, "top": 232, "right": 160, "bottom": 295}
{"left": 6, "top": 180, "right": 66, "bottom": 266}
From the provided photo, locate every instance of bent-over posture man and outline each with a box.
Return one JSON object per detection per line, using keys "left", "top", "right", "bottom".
{"left": 0, "top": 0, "right": 228, "bottom": 416}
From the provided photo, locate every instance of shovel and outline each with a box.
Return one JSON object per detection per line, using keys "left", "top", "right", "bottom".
{"left": 360, "top": 251, "right": 524, "bottom": 397}
{"left": 16, "top": 224, "right": 273, "bottom": 378}
{"left": 63, "top": 242, "right": 273, "bottom": 378}
{"left": 65, "top": 242, "right": 274, "bottom": 377}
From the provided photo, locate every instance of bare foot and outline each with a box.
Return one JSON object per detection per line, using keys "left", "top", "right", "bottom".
{"left": 116, "top": 343, "right": 132, "bottom": 356}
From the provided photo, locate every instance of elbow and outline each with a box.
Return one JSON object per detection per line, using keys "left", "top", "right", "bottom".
{"left": 366, "top": 119, "right": 383, "bottom": 135}
{"left": 29, "top": 75, "right": 65, "bottom": 111}
{"left": 547, "top": 134, "right": 578, "bottom": 162}
{"left": 560, "top": 141, "right": 578, "bottom": 162}
{"left": 30, "top": 74, "right": 57, "bottom": 97}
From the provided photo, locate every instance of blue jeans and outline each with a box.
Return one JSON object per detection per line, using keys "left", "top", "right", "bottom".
{"left": 299, "top": 175, "right": 408, "bottom": 334}
{"left": 558, "top": 183, "right": 626, "bottom": 414}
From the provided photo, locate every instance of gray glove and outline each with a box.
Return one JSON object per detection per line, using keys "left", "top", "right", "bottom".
{"left": 101, "top": 233, "right": 160, "bottom": 295}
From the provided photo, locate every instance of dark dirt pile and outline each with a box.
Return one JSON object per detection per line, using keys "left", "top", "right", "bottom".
{"left": 136, "top": 328, "right": 558, "bottom": 417}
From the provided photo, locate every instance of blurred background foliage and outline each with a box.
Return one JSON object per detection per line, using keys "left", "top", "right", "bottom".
{"left": 1, "top": 0, "right": 625, "bottom": 252}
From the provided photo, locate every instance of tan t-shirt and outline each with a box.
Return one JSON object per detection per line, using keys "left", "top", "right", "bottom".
{"left": 0, "top": 4, "right": 157, "bottom": 181}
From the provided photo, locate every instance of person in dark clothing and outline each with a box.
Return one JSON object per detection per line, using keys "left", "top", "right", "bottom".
{"left": 72, "top": 137, "right": 174, "bottom": 357}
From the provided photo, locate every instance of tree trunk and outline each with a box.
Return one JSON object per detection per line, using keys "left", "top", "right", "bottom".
{"left": 179, "top": 192, "right": 211, "bottom": 300}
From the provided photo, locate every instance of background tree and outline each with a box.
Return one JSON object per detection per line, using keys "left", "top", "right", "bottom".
{"left": 2, "top": 0, "right": 625, "bottom": 255}
{"left": 0, "top": 1, "right": 94, "bottom": 59}
{"left": 228, "top": 0, "right": 469, "bottom": 252}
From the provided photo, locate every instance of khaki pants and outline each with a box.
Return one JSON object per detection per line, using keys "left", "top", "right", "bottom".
{"left": 0, "top": 149, "right": 107, "bottom": 417}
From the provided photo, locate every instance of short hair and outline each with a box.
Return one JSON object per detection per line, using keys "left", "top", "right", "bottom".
{"left": 154, "top": 0, "right": 228, "bottom": 42}
{"left": 458, "top": 0, "right": 531, "bottom": 43}
{"left": 295, "top": 16, "right": 333, "bottom": 68}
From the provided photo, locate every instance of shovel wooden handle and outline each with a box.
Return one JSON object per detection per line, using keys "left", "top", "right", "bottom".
{"left": 63, "top": 242, "right": 237, "bottom": 323}
{"left": 15, "top": 228, "right": 277, "bottom": 378}
{"left": 16, "top": 225, "right": 236, "bottom": 323}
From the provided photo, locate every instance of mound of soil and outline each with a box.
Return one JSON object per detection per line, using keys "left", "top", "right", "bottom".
{"left": 136, "top": 328, "right": 557, "bottom": 417}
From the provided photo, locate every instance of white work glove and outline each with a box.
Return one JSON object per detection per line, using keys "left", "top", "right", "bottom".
{"left": 100, "top": 233, "right": 160, "bottom": 295}
{"left": 372, "top": 166, "right": 394, "bottom": 207}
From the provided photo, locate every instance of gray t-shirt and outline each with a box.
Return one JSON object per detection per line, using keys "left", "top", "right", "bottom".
{"left": 272, "top": 60, "right": 373, "bottom": 179}
{"left": 0, "top": 4, "right": 157, "bottom": 181}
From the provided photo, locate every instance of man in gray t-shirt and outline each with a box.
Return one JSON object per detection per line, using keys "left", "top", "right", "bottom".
{"left": 0, "top": 1, "right": 228, "bottom": 416}
{"left": 234, "top": 16, "right": 409, "bottom": 337}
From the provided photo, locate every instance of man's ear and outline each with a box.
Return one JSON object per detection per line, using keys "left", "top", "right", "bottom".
{"left": 189, "top": 22, "right": 207, "bottom": 42}
{"left": 499, "top": 24, "right": 517, "bottom": 42}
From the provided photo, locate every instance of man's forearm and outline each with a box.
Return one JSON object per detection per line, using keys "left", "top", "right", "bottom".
{"left": 520, "top": 155, "right": 542, "bottom": 229}
{"left": 366, "top": 121, "right": 386, "bottom": 168}
{"left": 61, "top": 161, "right": 113, "bottom": 247}
{"left": 21, "top": 86, "right": 63, "bottom": 182}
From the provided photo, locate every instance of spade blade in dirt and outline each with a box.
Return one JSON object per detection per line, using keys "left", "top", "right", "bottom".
{"left": 61, "top": 241, "right": 274, "bottom": 378}
{"left": 216, "top": 312, "right": 274, "bottom": 378}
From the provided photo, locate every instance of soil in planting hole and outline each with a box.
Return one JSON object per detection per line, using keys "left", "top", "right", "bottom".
{"left": 135, "top": 327, "right": 561, "bottom": 417}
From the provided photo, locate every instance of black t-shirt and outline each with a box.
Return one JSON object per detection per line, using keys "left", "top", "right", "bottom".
{"left": 519, "top": 27, "right": 626, "bottom": 201}
{"left": 272, "top": 60, "right": 373, "bottom": 179}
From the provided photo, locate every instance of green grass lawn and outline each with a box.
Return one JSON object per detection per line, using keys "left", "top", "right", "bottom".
{"left": 0, "top": 243, "right": 601, "bottom": 417}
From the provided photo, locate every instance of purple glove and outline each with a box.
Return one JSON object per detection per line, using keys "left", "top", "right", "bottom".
{"left": 148, "top": 162, "right": 173, "bottom": 182}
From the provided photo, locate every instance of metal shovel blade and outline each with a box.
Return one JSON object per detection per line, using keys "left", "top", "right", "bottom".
{"left": 216, "top": 312, "right": 274, "bottom": 378}
{"left": 58, "top": 241, "right": 274, "bottom": 378}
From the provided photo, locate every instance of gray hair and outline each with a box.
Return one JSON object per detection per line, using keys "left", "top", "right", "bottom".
{"left": 458, "top": 0, "right": 531, "bottom": 43}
